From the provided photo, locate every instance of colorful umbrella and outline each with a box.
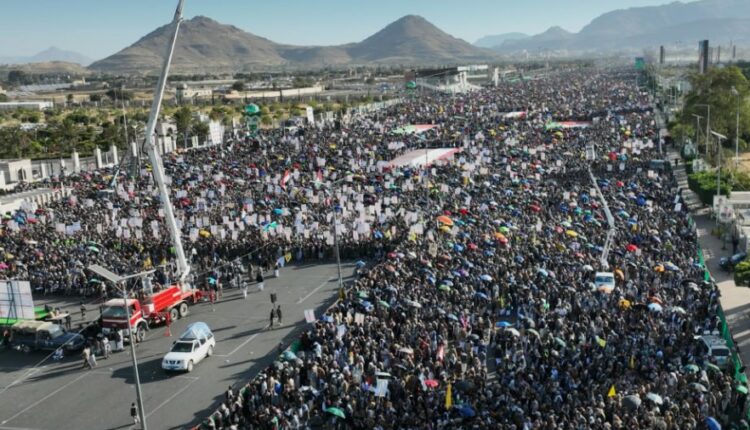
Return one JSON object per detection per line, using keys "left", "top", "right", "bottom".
{"left": 437, "top": 215, "right": 454, "bottom": 226}
{"left": 326, "top": 407, "right": 346, "bottom": 419}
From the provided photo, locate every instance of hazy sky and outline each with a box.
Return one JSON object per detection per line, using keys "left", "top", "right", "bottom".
{"left": 0, "top": 0, "right": 685, "bottom": 60}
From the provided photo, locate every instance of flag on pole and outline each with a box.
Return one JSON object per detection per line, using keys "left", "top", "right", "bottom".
{"left": 281, "top": 170, "right": 291, "bottom": 190}
{"left": 607, "top": 385, "right": 616, "bottom": 398}
{"left": 445, "top": 383, "right": 453, "bottom": 409}
{"left": 314, "top": 169, "right": 324, "bottom": 188}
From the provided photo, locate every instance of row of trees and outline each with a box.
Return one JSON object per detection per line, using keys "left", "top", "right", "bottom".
{"left": 0, "top": 93, "right": 385, "bottom": 160}
{"left": 671, "top": 66, "right": 750, "bottom": 158}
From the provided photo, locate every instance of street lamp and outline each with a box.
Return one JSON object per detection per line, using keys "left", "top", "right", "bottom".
{"left": 321, "top": 177, "right": 350, "bottom": 296}
{"left": 692, "top": 114, "right": 703, "bottom": 150}
{"left": 696, "top": 104, "right": 712, "bottom": 157}
{"left": 87, "top": 264, "right": 155, "bottom": 430}
{"left": 731, "top": 86, "right": 741, "bottom": 167}
{"left": 711, "top": 130, "right": 728, "bottom": 195}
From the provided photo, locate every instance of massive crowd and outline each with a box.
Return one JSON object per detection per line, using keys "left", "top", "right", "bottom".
{"left": 3, "top": 68, "right": 747, "bottom": 429}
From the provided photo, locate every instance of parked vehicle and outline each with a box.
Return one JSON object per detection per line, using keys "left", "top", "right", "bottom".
{"left": 162, "top": 322, "right": 215, "bottom": 372}
{"left": 720, "top": 252, "right": 747, "bottom": 272}
{"left": 594, "top": 272, "right": 616, "bottom": 293}
{"left": 101, "top": 285, "right": 202, "bottom": 342}
{"left": 695, "top": 334, "right": 731, "bottom": 369}
{"left": 10, "top": 320, "right": 85, "bottom": 352}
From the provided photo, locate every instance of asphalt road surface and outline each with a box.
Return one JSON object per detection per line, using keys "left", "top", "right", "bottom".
{"left": 0, "top": 262, "right": 353, "bottom": 430}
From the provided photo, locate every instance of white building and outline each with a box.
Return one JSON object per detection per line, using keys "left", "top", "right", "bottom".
{"left": 0, "top": 101, "right": 53, "bottom": 111}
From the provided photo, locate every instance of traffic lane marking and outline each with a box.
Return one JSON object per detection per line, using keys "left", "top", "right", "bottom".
{"left": 214, "top": 325, "right": 268, "bottom": 357}
{"left": 296, "top": 277, "right": 337, "bottom": 304}
{"left": 1, "top": 372, "right": 90, "bottom": 425}
{"left": 145, "top": 376, "right": 199, "bottom": 419}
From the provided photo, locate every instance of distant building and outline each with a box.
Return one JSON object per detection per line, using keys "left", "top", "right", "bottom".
{"left": 0, "top": 101, "right": 53, "bottom": 111}
{"left": 175, "top": 83, "right": 213, "bottom": 103}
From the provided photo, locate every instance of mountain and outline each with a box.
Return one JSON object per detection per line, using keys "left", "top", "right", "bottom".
{"left": 500, "top": 26, "right": 575, "bottom": 52}
{"left": 90, "top": 15, "right": 496, "bottom": 74}
{"left": 0, "top": 47, "right": 92, "bottom": 66}
{"left": 474, "top": 32, "right": 528, "bottom": 48}
{"left": 90, "top": 16, "right": 287, "bottom": 74}
{"left": 487, "top": 0, "right": 750, "bottom": 53}
{"left": 0, "top": 61, "right": 90, "bottom": 75}
{"left": 347, "top": 15, "right": 492, "bottom": 63}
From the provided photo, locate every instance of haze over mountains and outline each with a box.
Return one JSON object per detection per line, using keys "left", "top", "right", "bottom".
{"left": 477, "top": 0, "right": 750, "bottom": 52}
{"left": 90, "top": 15, "right": 494, "bottom": 74}
{"left": 0, "top": 47, "right": 92, "bottom": 66}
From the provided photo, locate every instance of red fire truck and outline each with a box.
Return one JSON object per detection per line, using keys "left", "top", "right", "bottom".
{"left": 101, "top": 285, "right": 202, "bottom": 342}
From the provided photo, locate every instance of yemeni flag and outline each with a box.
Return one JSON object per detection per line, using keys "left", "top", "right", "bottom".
{"left": 281, "top": 170, "right": 291, "bottom": 190}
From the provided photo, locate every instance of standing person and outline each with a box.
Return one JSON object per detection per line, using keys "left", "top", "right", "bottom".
{"left": 81, "top": 345, "right": 92, "bottom": 369}
{"left": 274, "top": 261, "right": 280, "bottom": 278}
{"left": 256, "top": 271, "right": 265, "bottom": 293}
{"left": 269, "top": 308, "right": 275, "bottom": 328}
{"left": 276, "top": 305, "right": 282, "bottom": 325}
{"left": 80, "top": 301, "right": 86, "bottom": 321}
{"left": 87, "top": 347, "right": 97, "bottom": 369}
{"left": 115, "top": 329, "right": 124, "bottom": 352}
{"left": 130, "top": 402, "right": 140, "bottom": 426}
{"left": 102, "top": 335, "right": 111, "bottom": 359}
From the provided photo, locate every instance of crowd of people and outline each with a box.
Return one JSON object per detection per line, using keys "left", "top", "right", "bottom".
{"left": 3, "top": 67, "right": 747, "bottom": 429}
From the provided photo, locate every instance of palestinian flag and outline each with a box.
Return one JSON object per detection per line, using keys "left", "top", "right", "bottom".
{"left": 313, "top": 169, "right": 324, "bottom": 189}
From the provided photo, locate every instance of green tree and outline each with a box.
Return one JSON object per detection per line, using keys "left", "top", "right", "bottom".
{"left": 735, "top": 260, "right": 750, "bottom": 286}
{"left": 173, "top": 106, "right": 193, "bottom": 148}
{"left": 682, "top": 66, "right": 750, "bottom": 153}
{"left": 191, "top": 120, "right": 209, "bottom": 144}
{"left": 231, "top": 81, "right": 245, "bottom": 92}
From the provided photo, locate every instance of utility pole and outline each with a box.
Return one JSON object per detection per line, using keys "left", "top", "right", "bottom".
{"left": 88, "top": 265, "right": 155, "bottom": 430}
{"left": 732, "top": 86, "right": 741, "bottom": 167}
{"left": 696, "top": 104, "right": 711, "bottom": 157}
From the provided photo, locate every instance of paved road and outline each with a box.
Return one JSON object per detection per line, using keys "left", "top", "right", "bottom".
{"left": 0, "top": 262, "right": 353, "bottom": 430}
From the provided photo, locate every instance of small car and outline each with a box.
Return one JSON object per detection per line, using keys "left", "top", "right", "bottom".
{"left": 594, "top": 272, "right": 615, "bottom": 294}
{"left": 695, "top": 335, "right": 730, "bottom": 369}
{"left": 162, "top": 322, "right": 215, "bottom": 372}
{"left": 720, "top": 252, "right": 747, "bottom": 272}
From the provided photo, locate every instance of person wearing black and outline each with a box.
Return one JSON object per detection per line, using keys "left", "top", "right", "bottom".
{"left": 256, "top": 270, "right": 264, "bottom": 292}
{"left": 269, "top": 308, "right": 275, "bottom": 328}
{"left": 275, "top": 305, "right": 282, "bottom": 325}
{"left": 130, "top": 402, "right": 139, "bottom": 426}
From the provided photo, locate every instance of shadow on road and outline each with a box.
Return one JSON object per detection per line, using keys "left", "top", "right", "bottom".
{"left": 173, "top": 284, "right": 342, "bottom": 429}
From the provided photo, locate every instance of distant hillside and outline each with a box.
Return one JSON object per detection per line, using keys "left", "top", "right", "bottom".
{"left": 90, "top": 15, "right": 497, "bottom": 74}
{"left": 474, "top": 32, "right": 528, "bottom": 48}
{"left": 0, "top": 47, "right": 92, "bottom": 66}
{"left": 347, "top": 15, "right": 493, "bottom": 63}
{"left": 0, "top": 61, "right": 90, "bottom": 75}
{"left": 482, "top": 0, "right": 750, "bottom": 53}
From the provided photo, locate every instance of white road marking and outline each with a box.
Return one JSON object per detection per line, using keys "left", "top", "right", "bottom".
{"left": 215, "top": 327, "right": 266, "bottom": 357}
{"left": 296, "top": 278, "right": 335, "bottom": 304}
{"left": 0, "top": 425, "right": 43, "bottom": 430}
{"left": 1, "top": 372, "right": 90, "bottom": 425}
{"left": 145, "top": 376, "right": 199, "bottom": 419}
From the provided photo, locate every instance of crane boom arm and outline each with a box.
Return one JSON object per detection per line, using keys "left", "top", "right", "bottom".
{"left": 142, "top": 0, "right": 191, "bottom": 283}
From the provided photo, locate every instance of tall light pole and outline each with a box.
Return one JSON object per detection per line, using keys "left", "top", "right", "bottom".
{"left": 696, "top": 104, "right": 712, "bottom": 157}
{"left": 692, "top": 114, "right": 703, "bottom": 150}
{"left": 732, "top": 86, "right": 741, "bottom": 167}
{"left": 323, "top": 177, "right": 350, "bottom": 296}
{"left": 712, "top": 130, "right": 727, "bottom": 198}
{"left": 88, "top": 265, "right": 155, "bottom": 430}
